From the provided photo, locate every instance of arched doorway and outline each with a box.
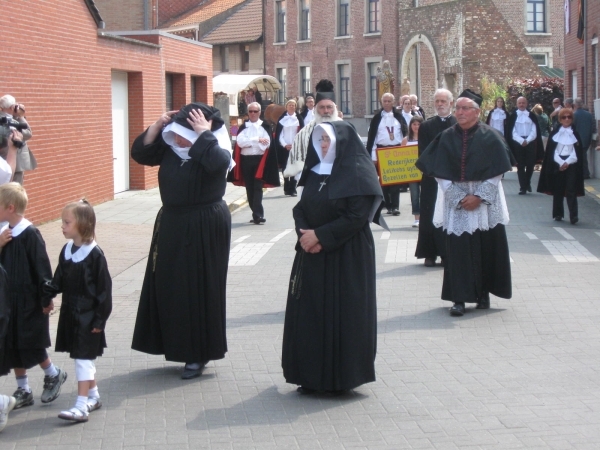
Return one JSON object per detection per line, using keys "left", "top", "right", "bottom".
{"left": 399, "top": 34, "right": 439, "bottom": 117}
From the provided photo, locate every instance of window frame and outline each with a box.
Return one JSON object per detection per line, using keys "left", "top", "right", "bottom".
{"left": 275, "top": 0, "right": 286, "bottom": 43}
{"left": 526, "top": 0, "right": 546, "bottom": 33}
{"left": 366, "top": 0, "right": 381, "bottom": 34}
{"left": 276, "top": 66, "right": 287, "bottom": 105}
{"left": 337, "top": 0, "right": 350, "bottom": 37}
{"left": 366, "top": 60, "right": 381, "bottom": 115}
{"left": 299, "top": 65, "right": 312, "bottom": 97}
{"left": 298, "top": 0, "right": 311, "bottom": 41}
{"left": 336, "top": 61, "right": 351, "bottom": 115}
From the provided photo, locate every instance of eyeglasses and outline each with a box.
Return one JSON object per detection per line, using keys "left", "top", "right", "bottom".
{"left": 560, "top": 115, "right": 573, "bottom": 119}
{"left": 248, "top": 110, "right": 260, "bottom": 113}
{"left": 455, "top": 106, "right": 477, "bottom": 111}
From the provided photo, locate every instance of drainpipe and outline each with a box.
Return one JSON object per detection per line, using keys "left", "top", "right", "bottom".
{"left": 584, "top": 0, "right": 588, "bottom": 104}
{"left": 262, "top": 0, "right": 267, "bottom": 75}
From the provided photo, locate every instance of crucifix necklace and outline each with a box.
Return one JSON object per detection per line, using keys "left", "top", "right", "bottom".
{"left": 318, "top": 175, "right": 330, "bottom": 192}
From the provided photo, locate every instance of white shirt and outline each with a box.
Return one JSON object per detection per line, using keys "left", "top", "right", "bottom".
{"left": 236, "top": 120, "right": 270, "bottom": 156}
{"left": 0, "top": 158, "right": 12, "bottom": 184}
{"left": 489, "top": 108, "right": 506, "bottom": 134}
{"left": 512, "top": 110, "right": 537, "bottom": 144}
{"left": 278, "top": 114, "right": 300, "bottom": 147}
{"left": 304, "top": 108, "right": 314, "bottom": 123}
{"left": 553, "top": 126, "right": 578, "bottom": 166}
{"left": 401, "top": 111, "right": 413, "bottom": 127}
{"left": 371, "top": 111, "right": 403, "bottom": 161}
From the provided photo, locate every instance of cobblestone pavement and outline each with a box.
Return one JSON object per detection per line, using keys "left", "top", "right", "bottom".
{"left": 2, "top": 173, "right": 600, "bottom": 449}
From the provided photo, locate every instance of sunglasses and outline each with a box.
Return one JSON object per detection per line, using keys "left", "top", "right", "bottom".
{"left": 560, "top": 115, "right": 573, "bottom": 119}
{"left": 248, "top": 110, "right": 259, "bottom": 113}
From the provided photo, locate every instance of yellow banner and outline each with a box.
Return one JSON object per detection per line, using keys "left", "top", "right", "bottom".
{"left": 376, "top": 145, "right": 422, "bottom": 186}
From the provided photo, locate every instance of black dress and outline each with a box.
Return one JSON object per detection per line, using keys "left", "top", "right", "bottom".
{"left": 415, "top": 116, "right": 456, "bottom": 260}
{"left": 0, "top": 224, "right": 54, "bottom": 369}
{"left": 0, "top": 264, "right": 11, "bottom": 376}
{"left": 131, "top": 129, "right": 232, "bottom": 363}
{"left": 282, "top": 121, "right": 382, "bottom": 392}
{"left": 47, "top": 243, "right": 112, "bottom": 359}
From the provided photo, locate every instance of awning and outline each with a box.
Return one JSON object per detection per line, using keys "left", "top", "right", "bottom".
{"left": 213, "top": 74, "right": 281, "bottom": 116}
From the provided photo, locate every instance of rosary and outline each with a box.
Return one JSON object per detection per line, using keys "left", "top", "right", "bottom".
{"left": 319, "top": 176, "right": 330, "bottom": 192}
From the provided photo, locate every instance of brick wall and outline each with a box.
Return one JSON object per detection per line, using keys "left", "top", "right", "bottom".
{"left": 95, "top": 0, "right": 147, "bottom": 30}
{"left": 1, "top": 2, "right": 212, "bottom": 224}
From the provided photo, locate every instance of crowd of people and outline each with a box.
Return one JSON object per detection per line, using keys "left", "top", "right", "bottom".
{"left": 0, "top": 80, "right": 597, "bottom": 432}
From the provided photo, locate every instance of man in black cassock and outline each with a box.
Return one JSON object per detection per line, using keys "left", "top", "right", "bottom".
{"left": 131, "top": 103, "right": 232, "bottom": 379}
{"left": 506, "top": 96, "right": 544, "bottom": 194}
{"left": 282, "top": 118, "right": 385, "bottom": 394}
{"left": 416, "top": 90, "right": 512, "bottom": 317}
{"left": 415, "top": 89, "right": 456, "bottom": 267}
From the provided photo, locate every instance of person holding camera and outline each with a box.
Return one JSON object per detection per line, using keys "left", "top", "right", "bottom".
{"left": 0, "top": 95, "right": 37, "bottom": 184}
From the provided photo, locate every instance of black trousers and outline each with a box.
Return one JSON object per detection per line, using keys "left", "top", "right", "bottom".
{"left": 283, "top": 177, "right": 297, "bottom": 195}
{"left": 382, "top": 185, "right": 400, "bottom": 210}
{"left": 241, "top": 155, "right": 264, "bottom": 220}
{"left": 552, "top": 164, "right": 578, "bottom": 220}
{"left": 514, "top": 142, "right": 536, "bottom": 191}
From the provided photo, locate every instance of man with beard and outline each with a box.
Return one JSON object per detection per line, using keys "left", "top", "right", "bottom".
{"left": 415, "top": 89, "right": 456, "bottom": 267}
{"left": 416, "top": 90, "right": 512, "bottom": 317}
{"left": 283, "top": 80, "right": 343, "bottom": 186}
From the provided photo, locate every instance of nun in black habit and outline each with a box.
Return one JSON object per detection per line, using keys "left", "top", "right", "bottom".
{"left": 282, "top": 121, "right": 385, "bottom": 394}
{"left": 130, "top": 103, "right": 232, "bottom": 379}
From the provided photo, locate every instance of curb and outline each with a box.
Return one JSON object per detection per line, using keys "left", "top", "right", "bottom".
{"left": 228, "top": 196, "right": 248, "bottom": 213}
{"left": 585, "top": 185, "right": 600, "bottom": 204}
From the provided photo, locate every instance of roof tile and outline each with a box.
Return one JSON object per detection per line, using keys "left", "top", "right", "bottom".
{"left": 201, "top": 0, "right": 262, "bottom": 44}
{"left": 164, "top": 0, "right": 248, "bottom": 28}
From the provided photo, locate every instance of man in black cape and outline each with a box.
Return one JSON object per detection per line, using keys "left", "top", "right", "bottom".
{"left": 282, "top": 120, "right": 385, "bottom": 394}
{"left": 416, "top": 90, "right": 512, "bottom": 317}
{"left": 415, "top": 88, "right": 456, "bottom": 267}
{"left": 131, "top": 103, "right": 232, "bottom": 379}
{"left": 506, "top": 96, "right": 544, "bottom": 194}
{"left": 228, "top": 101, "right": 280, "bottom": 224}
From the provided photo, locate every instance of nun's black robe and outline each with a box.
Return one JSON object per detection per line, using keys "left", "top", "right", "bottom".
{"left": 131, "top": 127, "right": 231, "bottom": 363}
{"left": 282, "top": 121, "right": 380, "bottom": 392}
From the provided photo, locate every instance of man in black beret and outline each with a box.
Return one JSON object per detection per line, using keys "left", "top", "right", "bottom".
{"left": 416, "top": 90, "right": 513, "bottom": 317}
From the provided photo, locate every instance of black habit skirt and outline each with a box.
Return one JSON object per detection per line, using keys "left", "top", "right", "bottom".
{"left": 132, "top": 200, "right": 231, "bottom": 363}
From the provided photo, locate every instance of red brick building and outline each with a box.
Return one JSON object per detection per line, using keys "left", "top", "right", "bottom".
{"left": 264, "top": 0, "right": 562, "bottom": 135}
{"left": 564, "top": 0, "right": 600, "bottom": 176}
{"left": 1, "top": 0, "right": 213, "bottom": 223}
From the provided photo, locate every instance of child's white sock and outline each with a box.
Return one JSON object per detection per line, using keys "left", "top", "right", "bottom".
{"left": 42, "top": 362, "right": 59, "bottom": 378}
{"left": 16, "top": 375, "right": 31, "bottom": 393}
{"left": 75, "top": 396, "right": 88, "bottom": 411}
{"left": 88, "top": 386, "right": 100, "bottom": 399}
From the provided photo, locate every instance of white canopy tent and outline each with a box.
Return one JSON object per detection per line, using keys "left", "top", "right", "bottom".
{"left": 213, "top": 74, "right": 281, "bottom": 117}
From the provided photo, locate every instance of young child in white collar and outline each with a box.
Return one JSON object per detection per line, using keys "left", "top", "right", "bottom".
{"left": 45, "top": 200, "right": 112, "bottom": 423}
{"left": 0, "top": 183, "right": 67, "bottom": 416}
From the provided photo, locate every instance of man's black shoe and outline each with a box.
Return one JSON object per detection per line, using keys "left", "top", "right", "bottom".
{"left": 424, "top": 258, "right": 436, "bottom": 267}
{"left": 554, "top": 216, "right": 563, "bottom": 221}
{"left": 392, "top": 209, "right": 400, "bottom": 216}
{"left": 476, "top": 293, "right": 490, "bottom": 310}
{"left": 570, "top": 216, "right": 579, "bottom": 225}
{"left": 449, "top": 303, "right": 465, "bottom": 317}
{"left": 527, "top": 185, "right": 532, "bottom": 192}
{"left": 518, "top": 190, "right": 526, "bottom": 195}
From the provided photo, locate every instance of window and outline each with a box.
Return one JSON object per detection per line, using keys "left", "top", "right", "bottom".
{"left": 368, "top": 62, "right": 379, "bottom": 114}
{"left": 276, "top": 1, "right": 286, "bottom": 43}
{"left": 526, "top": 0, "right": 546, "bottom": 33}
{"left": 299, "top": 0, "right": 310, "bottom": 41}
{"left": 300, "top": 66, "right": 311, "bottom": 96}
{"left": 367, "top": 0, "right": 381, "bottom": 33}
{"left": 338, "top": 0, "right": 349, "bottom": 37}
{"left": 277, "top": 68, "right": 287, "bottom": 104}
{"left": 220, "top": 46, "right": 229, "bottom": 72}
{"left": 165, "top": 73, "right": 173, "bottom": 111}
{"left": 530, "top": 53, "right": 547, "bottom": 66}
{"left": 571, "top": 70, "right": 578, "bottom": 99}
{"left": 241, "top": 45, "right": 250, "bottom": 71}
{"left": 338, "top": 64, "right": 350, "bottom": 114}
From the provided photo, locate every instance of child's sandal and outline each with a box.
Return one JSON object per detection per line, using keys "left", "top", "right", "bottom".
{"left": 58, "top": 407, "right": 89, "bottom": 422}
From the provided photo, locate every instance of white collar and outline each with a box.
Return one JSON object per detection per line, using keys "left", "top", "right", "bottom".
{"left": 65, "top": 240, "right": 98, "bottom": 263}
{"left": 279, "top": 114, "right": 299, "bottom": 127}
{"left": 0, "top": 218, "right": 32, "bottom": 237}
{"left": 246, "top": 119, "right": 263, "bottom": 128}
{"left": 491, "top": 108, "right": 506, "bottom": 119}
{"left": 516, "top": 110, "right": 532, "bottom": 123}
{"left": 553, "top": 126, "right": 578, "bottom": 145}
{"left": 382, "top": 110, "right": 394, "bottom": 117}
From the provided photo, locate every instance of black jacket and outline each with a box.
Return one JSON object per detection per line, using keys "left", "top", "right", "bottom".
{"left": 366, "top": 109, "right": 408, "bottom": 154}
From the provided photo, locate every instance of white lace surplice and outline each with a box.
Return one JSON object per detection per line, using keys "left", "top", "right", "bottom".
{"left": 433, "top": 175, "right": 509, "bottom": 236}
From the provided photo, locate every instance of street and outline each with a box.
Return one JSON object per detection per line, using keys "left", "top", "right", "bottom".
{"left": 2, "top": 170, "right": 600, "bottom": 449}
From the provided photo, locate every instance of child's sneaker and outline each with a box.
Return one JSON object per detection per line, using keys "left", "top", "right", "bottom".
{"left": 40, "top": 368, "right": 67, "bottom": 403}
{"left": 0, "top": 395, "right": 16, "bottom": 432}
{"left": 12, "top": 388, "right": 34, "bottom": 409}
{"left": 87, "top": 397, "right": 102, "bottom": 413}
{"left": 58, "top": 406, "right": 89, "bottom": 423}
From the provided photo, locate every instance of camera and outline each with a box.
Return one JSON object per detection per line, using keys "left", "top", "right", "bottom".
{"left": 0, "top": 116, "right": 28, "bottom": 149}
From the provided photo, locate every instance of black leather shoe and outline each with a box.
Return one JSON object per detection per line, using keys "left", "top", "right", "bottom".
{"left": 424, "top": 258, "right": 436, "bottom": 267}
{"left": 297, "top": 386, "right": 317, "bottom": 395}
{"left": 570, "top": 216, "right": 579, "bottom": 225}
{"left": 440, "top": 257, "right": 446, "bottom": 267}
{"left": 518, "top": 190, "right": 526, "bottom": 195}
{"left": 476, "top": 293, "right": 490, "bottom": 310}
{"left": 449, "top": 303, "right": 465, "bottom": 317}
{"left": 392, "top": 209, "right": 400, "bottom": 216}
{"left": 554, "top": 216, "right": 563, "bottom": 221}
{"left": 527, "top": 185, "right": 532, "bottom": 192}
{"left": 182, "top": 362, "right": 206, "bottom": 380}
{"left": 386, "top": 209, "right": 392, "bottom": 215}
